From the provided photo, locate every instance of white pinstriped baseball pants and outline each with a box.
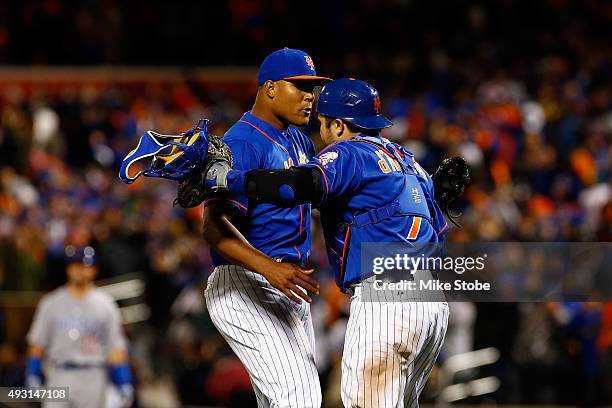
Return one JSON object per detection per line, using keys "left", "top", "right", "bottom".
{"left": 204, "top": 265, "right": 322, "bottom": 408}
{"left": 341, "top": 288, "right": 448, "bottom": 408}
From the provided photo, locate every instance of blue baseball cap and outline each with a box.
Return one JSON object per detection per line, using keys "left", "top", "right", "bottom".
{"left": 257, "top": 48, "right": 331, "bottom": 86}
{"left": 64, "top": 245, "right": 96, "bottom": 266}
{"left": 317, "top": 78, "right": 393, "bottom": 130}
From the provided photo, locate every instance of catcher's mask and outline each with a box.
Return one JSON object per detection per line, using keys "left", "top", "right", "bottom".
{"left": 119, "top": 118, "right": 209, "bottom": 183}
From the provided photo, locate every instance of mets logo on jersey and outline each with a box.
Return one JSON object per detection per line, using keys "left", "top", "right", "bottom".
{"left": 298, "top": 150, "right": 308, "bottom": 164}
{"left": 318, "top": 151, "right": 339, "bottom": 166}
{"left": 411, "top": 187, "right": 422, "bottom": 203}
{"left": 304, "top": 55, "right": 315, "bottom": 70}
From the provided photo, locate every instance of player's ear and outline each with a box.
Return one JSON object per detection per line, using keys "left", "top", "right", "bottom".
{"left": 264, "top": 80, "right": 276, "bottom": 98}
{"left": 336, "top": 119, "right": 345, "bottom": 137}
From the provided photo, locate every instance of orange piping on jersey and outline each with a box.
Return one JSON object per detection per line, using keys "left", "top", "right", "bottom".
{"left": 239, "top": 120, "right": 291, "bottom": 156}
{"left": 407, "top": 216, "right": 422, "bottom": 240}
{"left": 291, "top": 204, "right": 304, "bottom": 261}
{"left": 339, "top": 225, "right": 351, "bottom": 285}
{"left": 298, "top": 205, "right": 303, "bottom": 237}
{"left": 347, "top": 139, "right": 396, "bottom": 159}
{"left": 293, "top": 245, "right": 302, "bottom": 260}
{"left": 437, "top": 223, "right": 448, "bottom": 236}
{"left": 312, "top": 164, "right": 330, "bottom": 197}
{"left": 392, "top": 146, "right": 405, "bottom": 158}
{"left": 203, "top": 197, "right": 248, "bottom": 212}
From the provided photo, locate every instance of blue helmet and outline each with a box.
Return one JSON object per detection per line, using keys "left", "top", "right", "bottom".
{"left": 64, "top": 245, "right": 96, "bottom": 266}
{"left": 316, "top": 78, "right": 392, "bottom": 130}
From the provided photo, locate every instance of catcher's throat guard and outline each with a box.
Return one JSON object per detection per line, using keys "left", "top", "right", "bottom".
{"left": 119, "top": 118, "right": 209, "bottom": 183}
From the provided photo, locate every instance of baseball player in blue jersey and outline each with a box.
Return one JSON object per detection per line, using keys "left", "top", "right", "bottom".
{"left": 200, "top": 78, "right": 470, "bottom": 407}
{"left": 200, "top": 48, "right": 330, "bottom": 407}
{"left": 25, "top": 246, "right": 133, "bottom": 408}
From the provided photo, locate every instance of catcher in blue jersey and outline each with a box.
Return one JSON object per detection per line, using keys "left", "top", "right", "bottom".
{"left": 172, "top": 78, "right": 470, "bottom": 407}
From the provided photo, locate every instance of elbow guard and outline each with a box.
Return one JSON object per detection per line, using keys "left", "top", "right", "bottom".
{"left": 245, "top": 167, "right": 323, "bottom": 207}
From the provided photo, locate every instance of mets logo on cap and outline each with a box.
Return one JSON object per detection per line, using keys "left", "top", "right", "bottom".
{"left": 304, "top": 55, "right": 315, "bottom": 70}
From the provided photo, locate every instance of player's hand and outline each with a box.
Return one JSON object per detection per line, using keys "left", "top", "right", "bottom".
{"left": 25, "top": 374, "right": 42, "bottom": 388}
{"left": 264, "top": 262, "right": 320, "bottom": 304}
{"left": 117, "top": 384, "right": 134, "bottom": 408}
{"left": 173, "top": 133, "right": 234, "bottom": 208}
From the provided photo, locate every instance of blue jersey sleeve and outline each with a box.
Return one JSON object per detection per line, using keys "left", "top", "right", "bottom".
{"left": 204, "top": 139, "right": 262, "bottom": 213}
{"left": 304, "top": 144, "right": 361, "bottom": 204}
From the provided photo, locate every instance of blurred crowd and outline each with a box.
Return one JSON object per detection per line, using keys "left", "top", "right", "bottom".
{"left": 0, "top": 0, "right": 611, "bottom": 406}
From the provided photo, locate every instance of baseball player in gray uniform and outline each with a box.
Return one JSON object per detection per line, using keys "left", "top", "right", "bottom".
{"left": 26, "top": 246, "right": 134, "bottom": 408}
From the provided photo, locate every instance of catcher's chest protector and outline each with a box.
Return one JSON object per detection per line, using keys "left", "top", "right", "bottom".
{"left": 331, "top": 136, "right": 436, "bottom": 291}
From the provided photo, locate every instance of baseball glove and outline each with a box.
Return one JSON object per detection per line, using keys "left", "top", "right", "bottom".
{"left": 432, "top": 156, "right": 471, "bottom": 227}
{"left": 173, "top": 134, "right": 233, "bottom": 208}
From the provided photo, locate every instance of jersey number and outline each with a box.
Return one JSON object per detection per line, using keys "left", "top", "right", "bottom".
{"left": 283, "top": 158, "right": 295, "bottom": 169}
{"left": 375, "top": 150, "right": 401, "bottom": 174}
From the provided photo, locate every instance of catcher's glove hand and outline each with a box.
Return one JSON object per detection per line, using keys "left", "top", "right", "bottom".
{"left": 173, "top": 134, "right": 233, "bottom": 208}
{"left": 432, "top": 156, "right": 471, "bottom": 227}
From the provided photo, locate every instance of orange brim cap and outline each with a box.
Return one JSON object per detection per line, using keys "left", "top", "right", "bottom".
{"left": 283, "top": 75, "right": 332, "bottom": 82}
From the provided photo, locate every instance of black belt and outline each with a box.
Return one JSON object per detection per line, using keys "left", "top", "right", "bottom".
{"left": 348, "top": 270, "right": 440, "bottom": 296}
{"left": 57, "top": 362, "right": 105, "bottom": 370}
